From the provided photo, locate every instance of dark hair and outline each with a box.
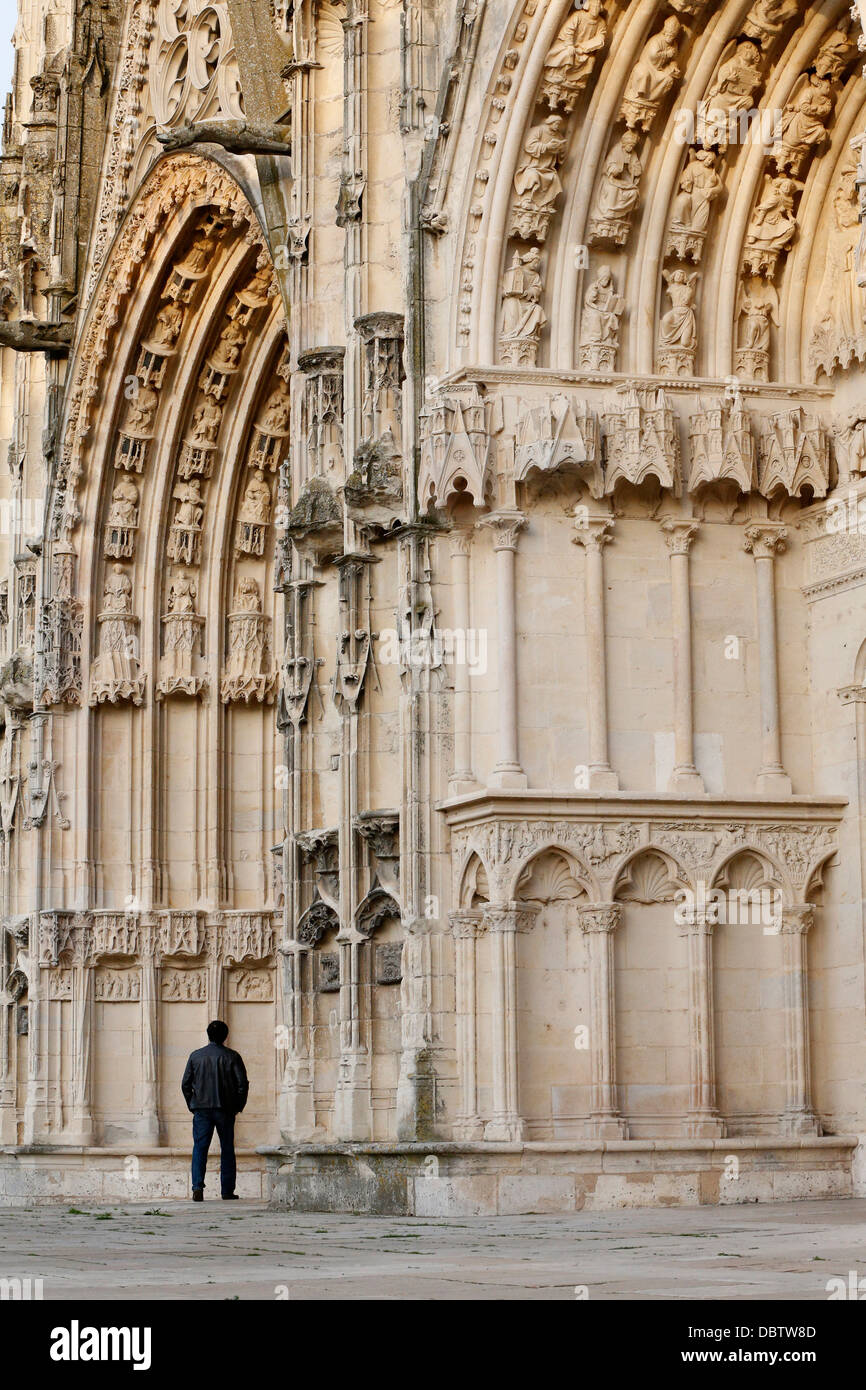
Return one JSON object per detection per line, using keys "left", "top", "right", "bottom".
{"left": 207, "top": 1019, "right": 228, "bottom": 1044}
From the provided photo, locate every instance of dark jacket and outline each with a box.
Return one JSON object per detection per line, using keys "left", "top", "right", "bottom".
{"left": 181, "top": 1042, "right": 249, "bottom": 1115}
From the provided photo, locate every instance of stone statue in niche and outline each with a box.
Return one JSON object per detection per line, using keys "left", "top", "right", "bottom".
{"left": 125, "top": 382, "right": 159, "bottom": 436}
{"left": 167, "top": 477, "right": 204, "bottom": 566}
{"left": 699, "top": 40, "right": 763, "bottom": 149}
{"left": 499, "top": 247, "right": 547, "bottom": 365}
{"left": 735, "top": 275, "right": 778, "bottom": 381}
{"left": 579, "top": 265, "right": 624, "bottom": 370}
{"left": 208, "top": 318, "right": 246, "bottom": 374}
{"left": 540, "top": 0, "right": 607, "bottom": 113}
{"left": 743, "top": 174, "right": 799, "bottom": 276}
{"left": 773, "top": 74, "right": 833, "bottom": 176}
{"left": 742, "top": 0, "right": 799, "bottom": 45}
{"left": 587, "top": 130, "right": 642, "bottom": 245}
{"left": 221, "top": 576, "right": 276, "bottom": 704}
{"left": 234, "top": 469, "right": 271, "bottom": 557}
{"left": 666, "top": 149, "right": 723, "bottom": 261}
{"left": 833, "top": 409, "right": 866, "bottom": 481}
{"left": 150, "top": 298, "right": 184, "bottom": 349}
{"left": 159, "top": 569, "right": 207, "bottom": 699}
{"left": 620, "top": 16, "right": 681, "bottom": 131}
{"left": 105, "top": 475, "right": 140, "bottom": 558}
{"left": 259, "top": 381, "right": 292, "bottom": 435}
{"left": 189, "top": 395, "right": 222, "bottom": 446}
{"left": 809, "top": 159, "right": 866, "bottom": 378}
{"left": 89, "top": 565, "right": 145, "bottom": 708}
{"left": 167, "top": 570, "right": 197, "bottom": 615}
{"left": 510, "top": 114, "right": 568, "bottom": 242}
{"left": 657, "top": 268, "right": 698, "bottom": 376}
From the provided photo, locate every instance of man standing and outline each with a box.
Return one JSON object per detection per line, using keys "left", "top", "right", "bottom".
{"left": 181, "top": 1020, "right": 249, "bottom": 1201}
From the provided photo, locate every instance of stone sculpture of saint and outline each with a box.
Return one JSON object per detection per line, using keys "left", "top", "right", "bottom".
{"left": 743, "top": 0, "right": 798, "bottom": 43}
{"left": 659, "top": 269, "right": 698, "bottom": 348}
{"left": 746, "top": 175, "right": 799, "bottom": 255}
{"left": 125, "top": 382, "right": 159, "bottom": 434}
{"left": 210, "top": 319, "right": 246, "bottom": 373}
{"left": 593, "top": 131, "right": 643, "bottom": 222}
{"left": 703, "top": 40, "right": 762, "bottom": 121}
{"left": 190, "top": 396, "right": 222, "bottom": 445}
{"left": 541, "top": 0, "right": 607, "bottom": 110}
{"left": 167, "top": 571, "right": 197, "bottom": 614}
{"left": 260, "top": 383, "right": 291, "bottom": 433}
{"left": 102, "top": 564, "right": 133, "bottom": 615}
{"left": 579, "top": 266, "right": 624, "bottom": 348}
{"left": 234, "top": 576, "right": 262, "bottom": 613}
{"left": 513, "top": 115, "right": 569, "bottom": 214}
{"left": 775, "top": 74, "right": 833, "bottom": 173}
{"left": 737, "top": 276, "right": 778, "bottom": 352}
{"left": 239, "top": 470, "right": 271, "bottom": 524}
{"left": 107, "top": 475, "right": 139, "bottom": 528}
{"left": 173, "top": 478, "right": 204, "bottom": 529}
{"left": 622, "top": 16, "right": 681, "bottom": 108}
{"left": 499, "top": 248, "right": 547, "bottom": 359}
{"left": 670, "top": 149, "right": 723, "bottom": 233}
{"left": 151, "top": 299, "right": 184, "bottom": 349}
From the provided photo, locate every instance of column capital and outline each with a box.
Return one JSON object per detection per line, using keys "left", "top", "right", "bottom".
{"left": 660, "top": 516, "right": 700, "bottom": 554}
{"left": 780, "top": 904, "right": 815, "bottom": 935}
{"left": 572, "top": 512, "right": 614, "bottom": 550}
{"left": 448, "top": 909, "right": 483, "bottom": 938}
{"left": 677, "top": 906, "right": 717, "bottom": 934}
{"left": 477, "top": 510, "right": 527, "bottom": 552}
{"left": 744, "top": 521, "right": 788, "bottom": 559}
{"left": 483, "top": 902, "right": 540, "bottom": 933}
{"left": 575, "top": 903, "right": 621, "bottom": 933}
{"left": 449, "top": 529, "right": 473, "bottom": 559}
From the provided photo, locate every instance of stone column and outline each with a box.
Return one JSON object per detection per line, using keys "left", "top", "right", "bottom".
{"left": 744, "top": 523, "right": 792, "bottom": 795}
{"left": 449, "top": 531, "right": 476, "bottom": 794}
{"left": 206, "top": 926, "right": 225, "bottom": 1022}
{"left": 478, "top": 512, "right": 527, "bottom": 789}
{"left": 137, "top": 926, "right": 160, "bottom": 1146}
{"left": 277, "top": 941, "right": 316, "bottom": 1140}
{"left": 572, "top": 516, "right": 618, "bottom": 790}
{"left": 779, "top": 905, "right": 820, "bottom": 1136}
{"left": 661, "top": 518, "right": 704, "bottom": 794}
{"left": 681, "top": 906, "right": 725, "bottom": 1138}
{"left": 333, "top": 932, "right": 372, "bottom": 1140}
{"left": 67, "top": 921, "right": 95, "bottom": 1145}
{"left": 22, "top": 916, "right": 48, "bottom": 1144}
{"left": 0, "top": 922, "right": 15, "bottom": 1143}
{"left": 483, "top": 903, "right": 538, "bottom": 1141}
{"left": 575, "top": 904, "right": 627, "bottom": 1138}
{"left": 449, "top": 910, "right": 484, "bottom": 1138}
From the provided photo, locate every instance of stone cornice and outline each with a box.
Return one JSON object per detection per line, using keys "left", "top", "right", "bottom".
{"left": 438, "top": 791, "right": 847, "bottom": 830}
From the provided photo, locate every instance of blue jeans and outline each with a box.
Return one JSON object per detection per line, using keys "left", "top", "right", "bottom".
{"left": 191, "top": 1107, "right": 237, "bottom": 1196}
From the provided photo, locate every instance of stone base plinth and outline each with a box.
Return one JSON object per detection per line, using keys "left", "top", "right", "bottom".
{"left": 260, "top": 1137, "right": 856, "bottom": 1215}
{"left": 0, "top": 1146, "right": 267, "bottom": 1205}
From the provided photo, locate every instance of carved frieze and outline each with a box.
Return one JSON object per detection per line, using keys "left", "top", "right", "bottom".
{"left": 514, "top": 394, "right": 602, "bottom": 496}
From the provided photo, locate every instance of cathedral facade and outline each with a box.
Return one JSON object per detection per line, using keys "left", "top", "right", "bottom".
{"left": 0, "top": 0, "right": 865, "bottom": 1212}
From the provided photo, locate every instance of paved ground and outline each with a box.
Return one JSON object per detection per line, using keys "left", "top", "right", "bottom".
{"left": 1, "top": 1197, "right": 866, "bottom": 1299}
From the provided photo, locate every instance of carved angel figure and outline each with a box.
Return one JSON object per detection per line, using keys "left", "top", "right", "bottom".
{"left": 745, "top": 174, "right": 799, "bottom": 257}
{"left": 541, "top": 0, "right": 607, "bottom": 112}
{"left": 659, "top": 269, "right": 698, "bottom": 348}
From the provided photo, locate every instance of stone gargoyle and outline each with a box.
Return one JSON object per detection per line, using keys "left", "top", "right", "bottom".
{"left": 156, "top": 120, "right": 292, "bottom": 157}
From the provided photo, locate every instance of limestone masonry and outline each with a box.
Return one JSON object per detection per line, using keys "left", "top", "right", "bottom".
{"left": 0, "top": 0, "right": 865, "bottom": 1213}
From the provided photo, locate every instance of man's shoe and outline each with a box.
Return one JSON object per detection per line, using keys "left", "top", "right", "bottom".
{"left": 221, "top": 1193, "right": 239, "bottom": 1200}
{"left": 192, "top": 1189, "right": 204, "bottom": 1202}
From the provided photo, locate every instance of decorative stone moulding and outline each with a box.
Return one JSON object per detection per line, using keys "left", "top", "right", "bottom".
{"left": 298, "top": 348, "right": 345, "bottom": 477}
{"left": 158, "top": 910, "right": 206, "bottom": 959}
{"left": 356, "top": 312, "right": 405, "bottom": 451}
{"left": 419, "top": 386, "right": 501, "bottom": 511}
{"left": 688, "top": 395, "right": 757, "bottom": 495}
{"left": 514, "top": 394, "right": 603, "bottom": 496}
{"left": 355, "top": 809, "right": 400, "bottom": 895}
{"left": 136, "top": 337, "right": 178, "bottom": 390}
{"left": 759, "top": 408, "right": 830, "bottom": 501}
{"left": 602, "top": 386, "right": 682, "bottom": 496}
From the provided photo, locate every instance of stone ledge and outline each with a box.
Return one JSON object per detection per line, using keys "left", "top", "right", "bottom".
{"left": 262, "top": 1138, "right": 857, "bottom": 1215}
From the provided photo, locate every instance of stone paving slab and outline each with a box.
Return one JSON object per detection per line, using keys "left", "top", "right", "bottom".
{"left": 0, "top": 1197, "right": 864, "bottom": 1300}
